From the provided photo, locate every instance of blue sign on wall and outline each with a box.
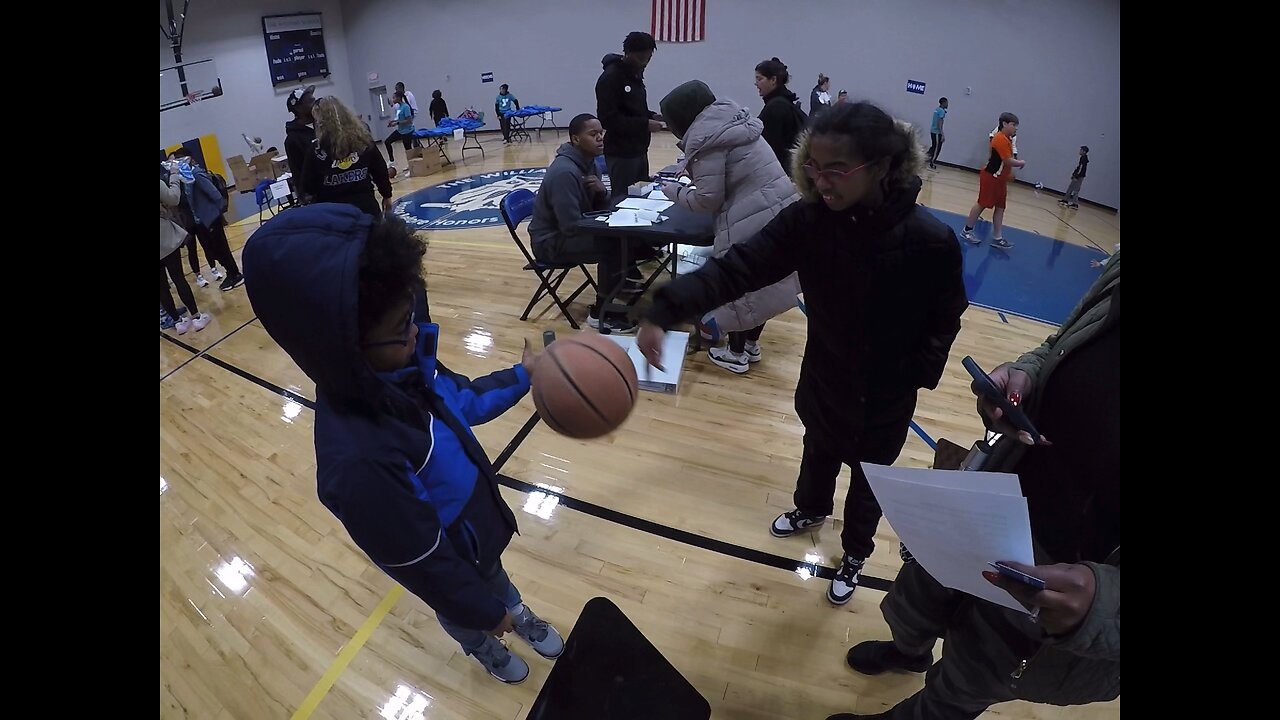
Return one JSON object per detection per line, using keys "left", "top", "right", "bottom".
{"left": 906, "top": 79, "right": 926, "bottom": 95}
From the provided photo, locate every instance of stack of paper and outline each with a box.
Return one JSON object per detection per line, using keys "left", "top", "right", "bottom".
{"left": 606, "top": 209, "right": 665, "bottom": 227}
{"left": 600, "top": 331, "right": 690, "bottom": 394}
{"left": 861, "top": 463, "right": 1037, "bottom": 614}
{"left": 617, "top": 197, "right": 675, "bottom": 212}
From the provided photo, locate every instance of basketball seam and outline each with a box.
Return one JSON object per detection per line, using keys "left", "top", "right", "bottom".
{"left": 576, "top": 343, "right": 636, "bottom": 406}
{"left": 547, "top": 347, "right": 610, "bottom": 425}
{"left": 534, "top": 384, "right": 571, "bottom": 436}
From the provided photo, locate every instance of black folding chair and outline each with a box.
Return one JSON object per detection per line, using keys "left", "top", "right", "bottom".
{"left": 500, "top": 189, "right": 597, "bottom": 329}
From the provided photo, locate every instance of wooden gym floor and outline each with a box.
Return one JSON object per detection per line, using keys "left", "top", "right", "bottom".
{"left": 160, "top": 132, "right": 1120, "bottom": 719}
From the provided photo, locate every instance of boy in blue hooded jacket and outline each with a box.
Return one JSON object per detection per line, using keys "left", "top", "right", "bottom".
{"left": 243, "top": 204, "right": 562, "bottom": 684}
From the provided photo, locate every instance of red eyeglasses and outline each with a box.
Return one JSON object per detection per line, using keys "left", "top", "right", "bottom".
{"left": 802, "top": 160, "right": 873, "bottom": 182}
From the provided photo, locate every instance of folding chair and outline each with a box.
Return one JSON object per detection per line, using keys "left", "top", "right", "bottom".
{"left": 254, "top": 178, "right": 294, "bottom": 223}
{"left": 254, "top": 179, "right": 275, "bottom": 224}
{"left": 500, "top": 189, "right": 597, "bottom": 329}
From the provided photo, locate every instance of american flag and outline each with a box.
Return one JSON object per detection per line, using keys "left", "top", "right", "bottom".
{"left": 652, "top": 0, "right": 706, "bottom": 43}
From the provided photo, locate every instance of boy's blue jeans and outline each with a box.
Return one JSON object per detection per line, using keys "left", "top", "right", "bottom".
{"left": 436, "top": 561, "right": 523, "bottom": 653}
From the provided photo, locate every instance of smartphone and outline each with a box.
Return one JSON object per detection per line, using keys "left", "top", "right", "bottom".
{"left": 961, "top": 356, "right": 1042, "bottom": 441}
{"left": 989, "top": 561, "right": 1046, "bottom": 591}
{"left": 542, "top": 330, "right": 556, "bottom": 349}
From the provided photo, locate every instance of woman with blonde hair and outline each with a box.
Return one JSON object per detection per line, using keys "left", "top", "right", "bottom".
{"left": 303, "top": 95, "right": 394, "bottom": 217}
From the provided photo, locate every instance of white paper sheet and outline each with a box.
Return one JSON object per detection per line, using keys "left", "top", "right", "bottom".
{"left": 617, "top": 197, "right": 675, "bottom": 212}
{"left": 861, "top": 462, "right": 1037, "bottom": 614}
{"left": 605, "top": 209, "right": 664, "bottom": 227}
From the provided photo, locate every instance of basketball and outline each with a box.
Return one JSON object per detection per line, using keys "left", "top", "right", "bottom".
{"left": 533, "top": 334, "right": 639, "bottom": 439}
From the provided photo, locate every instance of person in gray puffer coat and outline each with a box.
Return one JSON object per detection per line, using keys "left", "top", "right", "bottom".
{"left": 659, "top": 81, "right": 800, "bottom": 375}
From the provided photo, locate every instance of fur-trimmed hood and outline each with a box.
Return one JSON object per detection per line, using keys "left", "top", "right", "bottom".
{"left": 788, "top": 120, "right": 926, "bottom": 204}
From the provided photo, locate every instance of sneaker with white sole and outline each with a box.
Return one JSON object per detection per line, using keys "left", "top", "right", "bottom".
{"left": 191, "top": 313, "right": 212, "bottom": 332}
{"left": 962, "top": 228, "right": 979, "bottom": 244}
{"left": 511, "top": 604, "right": 563, "bottom": 659}
{"left": 175, "top": 316, "right": 193, "bottom": 335}
{"left": 828, "top": 554, "right": 865, "bottom": 605}
{"left": 195, "top": 273, "right": 209, "bottom": 288}
{"left": 469, "top": 635, "right": 530, "bottom": 684}
{"left": 743, "top": 341, "right": 762, "bottom": 363}
{"left": 992, "top": 238, "right": 1014, "bottom": 250}
{"left": 770, "top": 508, "right": 828, "bottom": 538}
{"left": 211, "top": 266, "right": 225, "bottom": 281}
{"left": 708, "top": 346, "right": 749, "bottom": 374}
{"left": 587, "top": 313, "right": 638, "bottom": 334}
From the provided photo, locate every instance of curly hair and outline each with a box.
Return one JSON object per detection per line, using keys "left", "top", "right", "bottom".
{"left": 792, "top": 101, "right": 923, "bottom": 200}
{"left": 313, "top": 96, "right": 374, "bottom": 159}
{"left": 357, "top": 215, "right": 426, "bottom": 339}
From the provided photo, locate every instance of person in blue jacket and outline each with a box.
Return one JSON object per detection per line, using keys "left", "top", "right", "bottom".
{"left": 243, "top": 204, "right": 563, "bottom": 685}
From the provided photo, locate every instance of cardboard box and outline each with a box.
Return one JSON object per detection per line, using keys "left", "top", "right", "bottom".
{"left": 226, "top": 155, "right": 266, "bottom": 191}
{"left": 408, "top": 151, "right": 445, "bottom": 178}
{"left": 250, "top": 151, "right": 278, "bottom": 178}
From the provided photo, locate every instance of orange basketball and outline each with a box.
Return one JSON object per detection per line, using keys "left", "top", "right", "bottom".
{"left": 533, "top": 334, "right": 639, "bottom": 439}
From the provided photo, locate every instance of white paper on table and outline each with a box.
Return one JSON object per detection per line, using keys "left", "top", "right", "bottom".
{"left": 646, "top": 189, "right": 670, "bottom": 200}
{"left": 617, "top": 197, "right": 674, "bottom": 212}
{"left": 861, "top": 462, "right": 1037, "bottom": 614}
{"left": 606, "top": 209, "right": 651, "bottom": 227}
{"left": 606, "top": 209, "right": 666, "bottom": 226}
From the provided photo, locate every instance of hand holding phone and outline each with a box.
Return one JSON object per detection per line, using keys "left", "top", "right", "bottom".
{"left": 962, "top": 356, "right": 1048, "bottom": 445}
{"left": 988, "top": 561, "right": 1046, "bottom": 591}
{"left": 983, "top": 561, "right": 1097, "bottom": 634}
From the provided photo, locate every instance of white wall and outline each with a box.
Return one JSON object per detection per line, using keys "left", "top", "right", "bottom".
{"left": 159, "top": 0, "right": 357, "bottom": 167}
{"left": 339, "top": 0, "right": 1120, "bottom": 208}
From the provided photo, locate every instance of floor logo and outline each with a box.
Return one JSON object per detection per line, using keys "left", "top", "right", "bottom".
{"left": 393, "top": 168, "right": 547, "bottom": 230}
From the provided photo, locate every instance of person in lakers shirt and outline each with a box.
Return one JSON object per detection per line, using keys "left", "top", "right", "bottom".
{"left": 303, "top": 95, "right": 394, "bottom": 217}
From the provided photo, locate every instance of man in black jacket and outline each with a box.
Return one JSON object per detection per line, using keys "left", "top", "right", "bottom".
{"left": 283, "top": 85, "right": 316, "bottom": 187}
{"left": 595, "top": 31, "right": 665, "bottom": 197}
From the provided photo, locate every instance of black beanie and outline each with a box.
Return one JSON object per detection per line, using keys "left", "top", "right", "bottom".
{"left": 660, "top": 80, "right": 716, "bottom": 140}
